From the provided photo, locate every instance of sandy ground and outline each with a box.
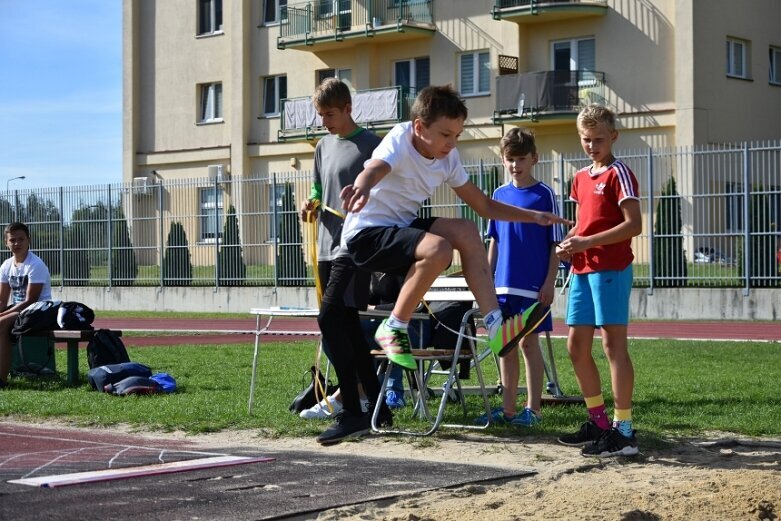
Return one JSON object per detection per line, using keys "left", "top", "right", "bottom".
{"left": 155, "top": 427, "right": 781, "bottom": 521}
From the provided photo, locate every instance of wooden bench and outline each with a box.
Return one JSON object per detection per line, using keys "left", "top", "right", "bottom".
{"left": 24, "top": 329, "right": 123, "bottom": 386}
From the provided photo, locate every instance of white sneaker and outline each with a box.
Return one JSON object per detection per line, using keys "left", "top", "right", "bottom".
{"left": 300, "top": 397, "right": 342, "bottom": 419}
{"left": 360, "top": 398, "right": 369, "bottom": 413}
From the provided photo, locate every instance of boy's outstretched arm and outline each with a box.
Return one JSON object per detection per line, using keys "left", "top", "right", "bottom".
{"left": 340, "top": 159, "right": 391, "bottom": 213}
{"left": 453, "top": 181, "right": 573, "bottom": 226}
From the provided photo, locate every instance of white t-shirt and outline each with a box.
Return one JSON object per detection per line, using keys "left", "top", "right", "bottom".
{"left": 341, "top": 122, "right": 469, "bottom": 245}
{"left": 0, "top": 251, "right": 53, "bottom": 305}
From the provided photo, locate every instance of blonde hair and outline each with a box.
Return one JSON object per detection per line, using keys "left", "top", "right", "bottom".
{"left": 577, "top": 104, "right": 616, "bottom": 132}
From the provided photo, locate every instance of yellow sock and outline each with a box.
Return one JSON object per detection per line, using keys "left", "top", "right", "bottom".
{"left": 584, "top": 394, "right": 604, "bottom": 409}
{"left": 614, "top": 408, "right": 632, "bottom": 422}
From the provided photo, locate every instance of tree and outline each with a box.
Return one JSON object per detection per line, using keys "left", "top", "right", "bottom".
{"left": 276, "top": 183, "right": 306, "bottom": 286}
{"left": 217, "top": 204, "right": 246, "bottom": 286}
{"left": 740, "top": 185, "right": 778, "bottom": 288}
{"left": 62, "top": 224, "right": 90, "bottom": 286}
{"left": 652, "top": 176, "right": 687, "bottom": 287}
{"left": 111, "top": 206, "right": 138, "bottom": 286}
{"left": 162, "top": 222, "right": 192, "bottom": 286}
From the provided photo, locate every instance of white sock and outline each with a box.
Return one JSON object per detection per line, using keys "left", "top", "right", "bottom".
{"left": 387, "top": 314, "right": 409, "bottom": 330}
{"left": 484, "top": 308, "right": 503, "bottom": 339}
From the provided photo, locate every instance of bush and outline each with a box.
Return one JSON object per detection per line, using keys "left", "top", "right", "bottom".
{"left": 162, "top": 222, "right": 192, "bottom": 286}
{"left": 62, "top": 225, "right": 90, "bottom": 286}
{"left": 111, "top": 211, "right": 138, "bottom": 287}
{"left": 652, "top": 176, "right": 687, "bottom": 287}
{"left": 276, "top": 183, "right": 307, "bottom": 286}
{"left": 217, "top": 205, "right": 246, "bottom": 286}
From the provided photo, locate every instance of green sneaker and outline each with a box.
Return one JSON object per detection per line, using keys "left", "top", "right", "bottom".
{"left": 487, "top": 302, "right": 550, "bottom": 357}
{"left": 374, "top": 319, "right": 416, "bottom": 370}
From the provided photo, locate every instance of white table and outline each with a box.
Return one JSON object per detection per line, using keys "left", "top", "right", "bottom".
{"left": 248, "top": 307, "right": 321, "bottom": 414}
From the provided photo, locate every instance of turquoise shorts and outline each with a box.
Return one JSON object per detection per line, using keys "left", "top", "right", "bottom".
{"left": 566, "top": 266, "right": 633, "bottom": 327}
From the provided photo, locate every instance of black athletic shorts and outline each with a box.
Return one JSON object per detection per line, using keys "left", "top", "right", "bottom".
{"left": 320, "top": 256, "right": 370, "bottom": 310}
{"left": 345, "top": 217, "right": 438, "bottom": 276}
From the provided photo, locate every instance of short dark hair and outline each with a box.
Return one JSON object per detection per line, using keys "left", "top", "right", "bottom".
{"left": 4, "top": 222, "right": 30, "bottom": 239}
{"left": 410, "top": 85, "right": 468, "bottom": 127}
{"left": 500, "top": 127, "right": 537, "bottom": 157}
{"left": 313, "top": 78, "right": 352, "bottom": 110}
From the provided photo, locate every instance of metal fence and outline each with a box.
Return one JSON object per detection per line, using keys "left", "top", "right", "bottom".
{"left": 4, "top": 139, "right": 780, "bottom": 291}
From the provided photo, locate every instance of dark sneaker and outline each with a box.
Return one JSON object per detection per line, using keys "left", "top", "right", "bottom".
{"left": 374, "top": 319, "right": 416, "bottom": 370}
{"left": 316, "top": 411, "right": 370, "bottom": 446}
{"left": 558, "top": 421, "right": 608, "bottom": 447}
{"left": 488, "top": 303, "right": 550, "bottom": 357}
{"left": 581, "top": 428, "right": 639, "bottom": 457}
{"left": 0, "top": 379, "right": 7, "bottom": 390}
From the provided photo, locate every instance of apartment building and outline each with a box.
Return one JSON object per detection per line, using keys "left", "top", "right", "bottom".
{"left": 122, "top": 0, "right": 781, "bottom": 264}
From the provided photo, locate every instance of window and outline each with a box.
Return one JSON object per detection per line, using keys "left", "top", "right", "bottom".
{"left": 264, "top": 0, "right": 287, "bottom": 24}
{"left": 198, "top": 0, "right": 223, "bottom": 35}
{"left": 459, "top": 51, "right": 490, "bottom": 96}
{"left": 263, "top": 75, "right": 287, "bottom": 116}
{"left": 726, "top": 38, "right": 749, "bottom": 78}
{"left": 552, "top": 37, "right": 595, "bottom": 72}
{"left": 199, "top": 82, "right": 223, "bottom": 123}
{"left": 199, "top": 187, "right": 224, "bottom": 242}
{"left": 317, "top": 68, "right": 353, "bottom": 86}
{"left": 394, "top": 57, "right": 430, "bottom": 94}
{"left": 770, "top": 46, "right": 781, "bottom": 84}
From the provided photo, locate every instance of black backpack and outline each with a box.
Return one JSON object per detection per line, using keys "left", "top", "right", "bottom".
{"left": 87, "top": 329, "right": 130, "bottom": 369}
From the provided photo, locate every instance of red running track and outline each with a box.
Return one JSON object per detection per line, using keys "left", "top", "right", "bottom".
{"left": 90, "top": 317, "right": 781, "bottom": 346}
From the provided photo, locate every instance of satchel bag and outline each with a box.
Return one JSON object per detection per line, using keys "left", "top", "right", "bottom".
{"left": 288, "top": 366, "right": 337, "bottom": 413}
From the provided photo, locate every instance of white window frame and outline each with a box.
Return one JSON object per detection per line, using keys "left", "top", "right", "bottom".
{"left": 317, "top": 68, "right": 353, "bottom": 87}
{"left": 199, "top": 82, "right": 223, "bottom": 123}
{"left": 199, "top": 187, "right": 224, "bottom": 243}
{"left": 726, "top": 37, "right": 749, "bottom": 79}
{"left": 263, "top": 75, "right": 287, "bottom": 117}
{"left": 550, "top": 37, "right": 595, "bottom": 70}
{"left": 770, "top": 46, "right": 781, "bottom": 85}
{"left": 458, "top": 51, "right": 490, "bottom": 97}
{"left": 263, "top": 0, "right": 287, "bottom": 25}
{"left": 198, "top": 0, "right": 223, "bottom": 35}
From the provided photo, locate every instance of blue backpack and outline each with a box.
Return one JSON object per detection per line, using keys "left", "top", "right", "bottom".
{"left": 88, "top": 362, "right": 152, "bottom": 392}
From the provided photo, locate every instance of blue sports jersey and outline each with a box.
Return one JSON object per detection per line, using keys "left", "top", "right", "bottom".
{"left": 488, "top": 181, "right": 563, "bottom": 299}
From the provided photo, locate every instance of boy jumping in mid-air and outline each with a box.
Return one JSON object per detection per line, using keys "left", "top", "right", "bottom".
{"left": 556, "top": 104, "right": 642, "bottom": 457}
{"left": 340, "top": 85, "right": 571, "bottom": 376}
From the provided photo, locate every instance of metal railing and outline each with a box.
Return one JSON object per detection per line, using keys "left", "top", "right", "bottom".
{"left": 3, "top": 140, "right": 780, "bottom": 290}
{"left": 279, "top": 0, "right": 434, "bottom": 47}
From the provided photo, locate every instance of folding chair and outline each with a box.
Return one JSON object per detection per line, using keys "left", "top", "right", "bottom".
{"left": 369, "top": 279, "right": 494, "bottom": 436}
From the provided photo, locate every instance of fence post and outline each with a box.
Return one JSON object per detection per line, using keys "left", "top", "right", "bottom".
{"left": 158, "top": 180, "right": 164, "bottom": 289}
{"left": 558, "top": 154, "right": 566, "bottom": 217}
{"left": 107, "top": 184, "right": 113, "bottom": 290}
{"left": 214, "top": 177, "right": 220, "bottom": 291}
{"left": 647, "top": 147, "right": 654, "bottom": 295}
{"left": 742, "top": 142, "right": 751, "bottom": 296}
{"left": 58, "top": 187, "right": 65, "bottom": 290}
{"left": 272, "top": 173, "right": 279, "bottom": 290}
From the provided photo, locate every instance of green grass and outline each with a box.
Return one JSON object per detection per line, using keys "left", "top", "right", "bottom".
{"left": 2, "top": 338, "right": 779, "bottom": 446}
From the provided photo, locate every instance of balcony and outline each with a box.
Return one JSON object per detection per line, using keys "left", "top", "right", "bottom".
{"left": 278, "top": 86, "right": 416, "bottom": 141}
{"left": 491, "top": 0, "right": 608, "bottom": 24}
{"left": 278, "top": 0, "right": 436, "bottom": 51}
{"left": 493, "top": 70, "right": 606, "bottom": 126}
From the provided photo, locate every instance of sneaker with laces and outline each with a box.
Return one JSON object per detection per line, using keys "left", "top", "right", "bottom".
{"left": 316, "top": 411, "right": 371, "bottom": 445}
{"left": 488, "top": 302, "right": 549, "bottom": 357}
{"left": 385, "top": 390, "right": 406, "bottom": 409}
{"left": 473, "top": 406, "right": 511, "bottom": 425}
{"left": 300, "top": 396, "right": 342, "bottom": 419}
{"left": 581, "top": 428, "right": 639, "bottom": 457}
{"left": 374, "top": 319, "right": 416, "bottom": 370}
{"left": 511, "top": 407, "right": 542, "bottom": 427}
{"left": 558, "top": 420, "right": 608, "bottom": 446}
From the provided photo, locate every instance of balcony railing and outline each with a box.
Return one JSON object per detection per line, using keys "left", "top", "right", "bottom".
{"left": 279, "top": 86, "right": 417, "bottom": 141}
{"left": 278, "top": 0, "right": 435, "bottom": 50}
{"left": 493, "top": 70, "right": 606, "bottom": 124}
{"left": 492, "top": 0, "right": 608, "bottom": 22}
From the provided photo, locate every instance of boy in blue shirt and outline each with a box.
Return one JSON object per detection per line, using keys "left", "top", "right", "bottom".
{"left": 475, "top": 128, "right": 562, "bottom": 427}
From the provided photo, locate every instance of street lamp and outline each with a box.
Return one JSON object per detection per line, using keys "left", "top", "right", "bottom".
{"left": 7, "top": 176, "right": 25, "bottom": 221}
{"left": 7, "top": 176, "right": 25, "bottom": 192}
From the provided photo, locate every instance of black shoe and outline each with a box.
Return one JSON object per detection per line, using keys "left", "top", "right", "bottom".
{"left": 581, "top": 428, "right": 639, "bottom": 457}
{"left": 317, "top": 411, "right": 370, "bottom": 446}
{"left": 367, "top": 401, "right": 394, "bottom": 428}
{"left": 558, "top": 421, "right": 608, "bottom": 447}
{"left": 0, "top": 379, "right": 7, "bottom": 390}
